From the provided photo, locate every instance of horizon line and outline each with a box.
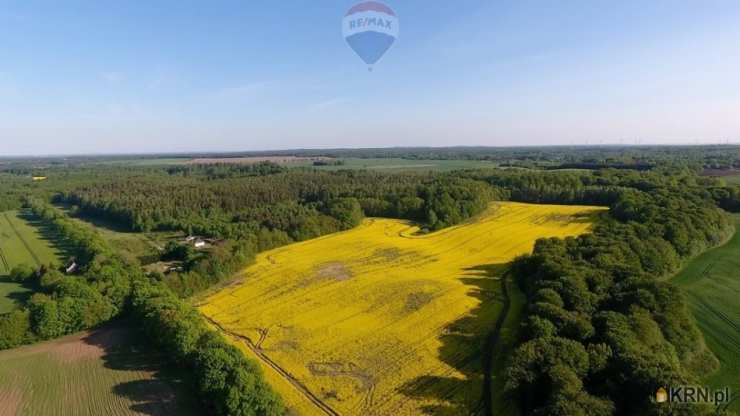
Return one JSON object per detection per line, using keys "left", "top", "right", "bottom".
{"left": 2, "top": 142, "right": 740, "bottom": 160}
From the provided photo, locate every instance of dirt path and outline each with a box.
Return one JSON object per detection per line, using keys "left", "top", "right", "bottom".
{"left": 203, "top": 316, "right": 340, "bottom": 416}
{"left": 478, "top": 271, "right": 512, "bottom": 416}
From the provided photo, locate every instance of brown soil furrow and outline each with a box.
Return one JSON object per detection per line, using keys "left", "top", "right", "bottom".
{"left": 0, "top": 387, "right": 22, "bottom": 416}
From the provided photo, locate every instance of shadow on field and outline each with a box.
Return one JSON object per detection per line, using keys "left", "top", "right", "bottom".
{"left": 56, "top": 204, "right": 134, "bottom": 233}
{"left": 18, "top": 210, "right": 75, "bottom": 261}
{"left": 82, "top": 324, "right": 203, "bottom": 416}
{"left": 0, "top": 276, "right": 34, "bottom": 306}
{"left": 397, "top": 263, "right": 512, "bottom": 415}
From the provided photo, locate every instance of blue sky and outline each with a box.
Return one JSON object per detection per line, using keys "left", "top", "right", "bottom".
{"left": 1, "top": 1, "right": 740, "bottom": 155}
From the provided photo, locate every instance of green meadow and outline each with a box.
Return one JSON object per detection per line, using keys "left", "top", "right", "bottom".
{"left": 725, "top": 174, "right": 740, "bottom": 185}
{"left": 0, "top": 211, "right": 68, "bottom": 314}
{"left": 674, "top": 214, "right": 740, "bottom": 412}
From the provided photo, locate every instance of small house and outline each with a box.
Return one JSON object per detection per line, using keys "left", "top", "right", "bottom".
{"left": 194, "top": 240, "right": 207, "bottom": 249}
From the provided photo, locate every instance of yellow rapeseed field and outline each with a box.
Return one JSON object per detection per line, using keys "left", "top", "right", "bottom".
{"left": 199, "top": 202, "right": 605, "bottom": 415}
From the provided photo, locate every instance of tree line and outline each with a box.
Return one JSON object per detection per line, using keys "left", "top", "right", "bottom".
{"left": 57, "top": 169, "right": 504, "bottom": 297}
{"left": 479, "top": 169, "right": 736, "bottom": 415}
{"left": 0, "top": 199, "right": 284, "bottom": 416}
{"left": 57, "top": 169, "right": 503, "bottom": 237}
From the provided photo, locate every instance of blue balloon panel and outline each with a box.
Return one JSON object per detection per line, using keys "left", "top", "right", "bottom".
{"left": 345, "top": 32, "right": 396, "bottom": 65}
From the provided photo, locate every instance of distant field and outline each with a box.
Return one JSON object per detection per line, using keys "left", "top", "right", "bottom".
{"left": 96, "top": 158, "right": 191, "bottom": 166}
{"left": 701, "top": 169, "right": 740, "bottom": 185}
{"left": 0, "top": 210, "right": 68, "bottom": 314}
{"left": 0, "top": 325, "right": 202, "bottom": 416}
{"left": 98, "top": 156, "right": 333, "bottom": 166}
{"left": 725, "top": 175, "right": 740, "bottom": 185}
{"left": 311, "top": 158, "right": 499, "bottom": 171}
{"left": 673, "top": 214, "right": 740, "bottom": 412}
{"left": 97, "top": 156, "right": 499, "bottom": 171}
{"left": 200, "top": 202, "right": 605, "bottom": 415}
{"left": 186, "top": 156, "right": 332, "bottom": 165}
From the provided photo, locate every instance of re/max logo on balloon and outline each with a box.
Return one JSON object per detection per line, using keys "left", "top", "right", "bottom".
{"left": 342, "top": 1, "right": 398, "bottom": 70}
{"left": 347, "top": 17, "right": 394, "bottom": 31}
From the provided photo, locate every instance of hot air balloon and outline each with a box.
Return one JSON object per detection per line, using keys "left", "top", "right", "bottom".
{"left": 342, "top": 1, "right": 398, "bottom": 70}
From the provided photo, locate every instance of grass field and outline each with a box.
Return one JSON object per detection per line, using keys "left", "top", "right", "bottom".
{"left": 200, "top": 202, "right": 605, "bottom": 415}
{"left": 0, "top": 210, "right": 69, "bottom": 314}
{"left": 0, "top": 278, "right": 32, "bottom": 316}
{"left": 56, "top": 206, "right": 182, "bottom": 265}
{"left": 66, "top": 216, "right": 174, "bottom": 261}
{"left": 0, "top": 325, "right": 202, "bottom": 416}
{"left": 725, "top": 175, "right": 740, "bottom": 185}
{"left": 673, "top": 214, "right": 740, "bottom": 412}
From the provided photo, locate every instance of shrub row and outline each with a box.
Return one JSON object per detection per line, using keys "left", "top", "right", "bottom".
{"left": 131, "top": 277, "right": 283, "bottom": 415}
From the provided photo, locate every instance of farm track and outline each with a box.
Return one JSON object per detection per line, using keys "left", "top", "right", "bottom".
{"left": 0, "top": 248, "right": 10, "bottom": 273}
{"left": 203, "top": 316, "right": 340, "bottom": 416}
{"left": 692, "top": 296, "right": 740, "bottom": 351}
{"left": 3, "top": 212, "right": 41, "bottom": 267}
{"left": 477, "top": 271, "right": 511, "bottom": 416}
{"left": 0, "top": 246, "right": 9, "bottom": 273}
